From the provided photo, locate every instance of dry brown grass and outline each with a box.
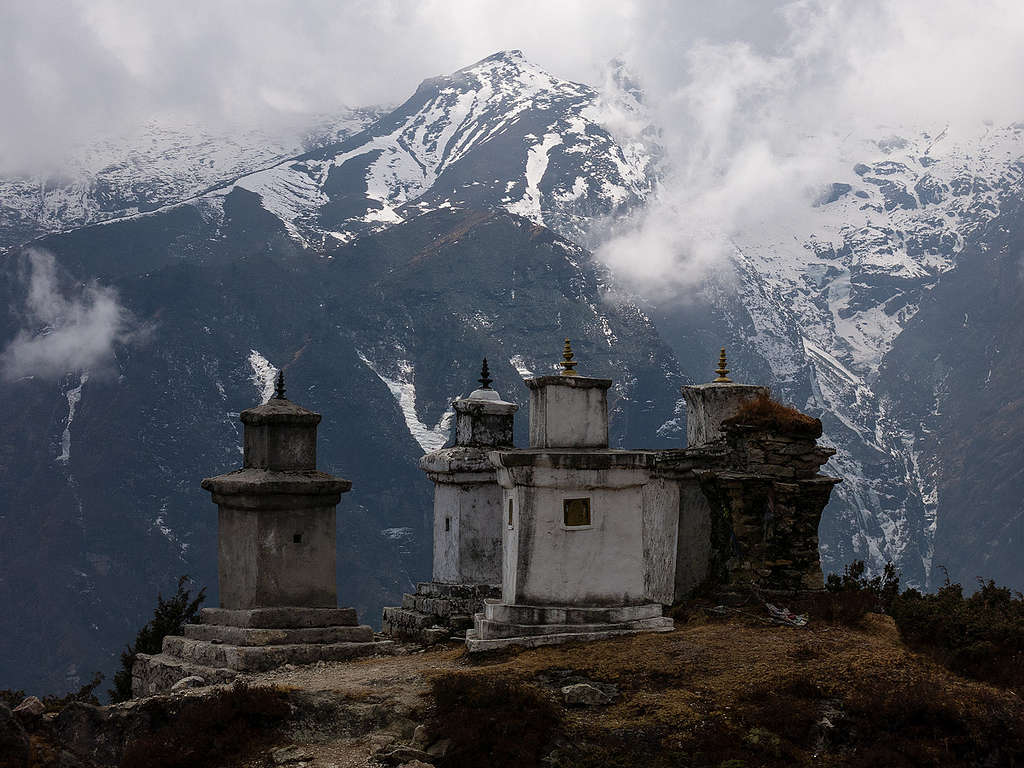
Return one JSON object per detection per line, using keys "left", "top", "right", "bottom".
{"left": 435, "top": 612, "right": 1024, "bottom": 767}
{"left": 725, "top": 391, "right": 823, "bottom": 438}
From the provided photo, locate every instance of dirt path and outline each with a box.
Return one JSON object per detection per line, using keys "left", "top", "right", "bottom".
{"left": 237, "top": 645, "right": 467, "bottom": 768}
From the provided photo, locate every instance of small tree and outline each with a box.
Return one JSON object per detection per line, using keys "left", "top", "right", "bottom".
{"left": 110, "top": 575, "right": 206, "bottom": 703}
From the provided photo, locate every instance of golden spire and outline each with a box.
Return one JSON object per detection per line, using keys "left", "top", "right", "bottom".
{"left": 560, "top": 337, "right": 579, "bottom": 376}
{"left": 713, "top": 347, "right": 732, "bottom": 383}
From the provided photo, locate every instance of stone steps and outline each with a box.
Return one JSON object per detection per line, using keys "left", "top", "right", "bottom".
{"left": 161, "top": 636, "right": 393, "bottom": 672}
{"left": 482, "top": 602, "right": 663, "bottom": 626}
{"left": 381, "top": 607, "right": 439, "bottom": 632}
{"left": 404, "top": 594, "right": 484, "bottom": 617}
{"left": 465, "top": 619, "right": 675, "bottom": 652}
{"left": 183, "top": 622, "right": 373, "bottom": 646}
{"left": 200, "top": 607, "right": 358, "bottom": 628}
{"left": 472, "top": 616, "right": 673, "bottom": 639}
{"left": 413, "top": 582, "right": 501, "bottom": 600}
{"left": 382, "top": 582, "right": 501, "bottom": 645}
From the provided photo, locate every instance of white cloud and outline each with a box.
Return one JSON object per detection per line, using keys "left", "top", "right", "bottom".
{"left": 595, "top": 0, "right": 1024, "bottom": 293}
{"left": 0, "top": 249, "right": 143, "bottom": 380}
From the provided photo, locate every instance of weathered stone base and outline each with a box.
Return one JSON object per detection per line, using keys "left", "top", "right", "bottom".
{"left": 132, "top": 606, "right": 393, "bottom": 697}
{"left": 381, "top": 582, "right": 501, "bottom": 644}
{"left": 465, "top": 601, "right": 673, "bottom": 652}
{"left": 132, "top": 653, "right": 241, "bottom": 697}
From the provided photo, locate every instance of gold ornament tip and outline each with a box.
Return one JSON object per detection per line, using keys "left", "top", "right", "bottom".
{"left": 560, "top": 337, "right": 579, "bottom": 375}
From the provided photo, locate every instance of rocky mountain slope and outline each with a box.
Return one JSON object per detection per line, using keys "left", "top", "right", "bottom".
{"left": 218, "top": 50, "right": 658, "bottom": 250}
{"left": 1, "top": 50, "right": 1022, "bottom": 694}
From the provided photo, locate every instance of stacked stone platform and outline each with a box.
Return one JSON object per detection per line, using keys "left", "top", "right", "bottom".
{"left": 382, "top": 582, "right": 501, "bottom": 644}
{"left": 465, "top": 602, "right": 673, "bottom": 652}
{"left": 132, "top": 607, "right": 393, "bottom": 696}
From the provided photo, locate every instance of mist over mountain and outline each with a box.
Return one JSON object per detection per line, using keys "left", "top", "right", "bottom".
{"left": 0, "top": 49, "right": 1021, "bottom": 695}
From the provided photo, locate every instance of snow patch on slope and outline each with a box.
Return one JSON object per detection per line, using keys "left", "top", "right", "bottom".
{"left": 56, "top": 372, "right": 89, "bottom": 464}
{"left": 248, "top": 350, "right": 277, "bottom": 404}
{"left": 357, "top": 351, "right": 454, "bottom": 453}
{"left": 506, "top": 133, "right": 563, "bottom": 224}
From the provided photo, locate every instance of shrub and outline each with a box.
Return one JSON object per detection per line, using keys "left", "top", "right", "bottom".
{"left": 826, "top": 560, "right": 900, "bottom": 611}
{"left": 120, "top": 681, "right": 290, "bottom": 768}
{"left": 790, "top": 560, "right": 900, "bottom": 626}
{"left": 110, "top": 576, "right": 206, "bottom": 703}
{"left": 0, "top": 688, "right": 25, "bottom": 709}
{"left": 428, "top": 673, "right": 561, "bottom": 768}
{"left": 723, "top": 392, "right": 822, "bottom": 438}
{"left": 891, "top": 577, "right": 1024, "bottom": 692}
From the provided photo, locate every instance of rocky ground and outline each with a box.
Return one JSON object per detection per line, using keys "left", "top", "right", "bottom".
{"left": 4, "top": 610, "right": 1023, "bottom": 768}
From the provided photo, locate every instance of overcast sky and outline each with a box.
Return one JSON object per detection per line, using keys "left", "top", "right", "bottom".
{"left": 4, "top": 1, "right": 1022, "bottom": 166}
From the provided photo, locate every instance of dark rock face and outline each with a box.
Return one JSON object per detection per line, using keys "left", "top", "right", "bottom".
{"left": 0, "top": 702, "right": 30, "bottom": 768}
{"left": 876, "top": 195, "right": 1024, "bottom": 589}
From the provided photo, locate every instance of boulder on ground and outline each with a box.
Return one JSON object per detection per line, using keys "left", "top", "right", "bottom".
{"left": 13, "top": 695, "right": 44, "bottom": 719}
{"left": 561, "top": 683, "right": 612, "bottom": 707}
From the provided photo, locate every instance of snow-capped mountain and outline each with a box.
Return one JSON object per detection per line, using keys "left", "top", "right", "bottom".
{"left": 718, "top": 124, "right": 1024, "bottom": 586}
{"left": 221, "top": 50, "right": 659, "bottom": 249}
{"left": 1, "top": 49, "right": 1022, "bottom": 696}
{"left": 0, "top": 107, "right": 385, "bottom": 248}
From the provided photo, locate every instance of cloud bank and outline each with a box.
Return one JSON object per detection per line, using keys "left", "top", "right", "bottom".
{"left": 0, "top": 0, "right": 786, "bottom": 172}
{"left": 597, "top": 0, "right": 1024, "bottom": 293}
{"left": 3, "top": 1, "right": 1023, "bottom": 291}
{"left": 1, "top": 250, "right": 142, "bottom": 380}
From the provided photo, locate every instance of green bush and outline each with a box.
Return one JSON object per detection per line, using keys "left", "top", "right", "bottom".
{"left": 826, "top": 560, "right": 900, "bottom": 610}
{"left": 791, "top": 559, "right": 901, "bottom": 626}
{"left": 110, "top": 575, "right": 206, "bottom": 703}
{"left": 892, "top": 577, "right": 1024, "bottom": 691}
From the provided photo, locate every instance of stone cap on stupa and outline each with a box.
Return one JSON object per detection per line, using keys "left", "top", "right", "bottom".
{"left": 202, "top": 370, "right": 351, "bottom": 503}
{"left": 525, "top": 339, "right": 611, "bottom": 449}
{"left": 682, "top": 348, "right": 768, "bottom": 449}
{"left": 237, "top": 371, "right": 323, "bottom": 471}
{"left": 239, "top": 370, "right": 321, "bottom": 427}
{"left": 458, "top": 357, "right": 518, "bottom": 412}
{"left": 425, "top": 359, "right": 518, "bottom": 463}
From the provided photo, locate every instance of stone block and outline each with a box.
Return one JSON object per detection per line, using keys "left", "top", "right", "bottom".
{"left": 12, "top": 696, "right": 43, "bottom": 719}
{"left": 474, "top": 616, "right": 672, "bottom": 639}
{"left": 131, "top": 653, "right": 238, "bottom": 698}
{"left": 381, "top": 608, "right": 439, "bottom": 631}
{"left": 465, "top": 617, "right": 673, "bottom": 652}
{"left": 562, "top": 683, "right": 612, "bottom": 706}
{"left": 184, "top": 623, "right": 374, "bottom": 646}
{"left": 160, "top": 636, "right": 393, "bottom": 672}
{"left": 482, "top": 602, "right": 662, "bottom": 626}
{"left": 526, "top": 375, "right": 612, "bottom": 449}
{"left": 682, "top": 383, "right": 768, "bottom": 448}
{"left": 200, "top": 606, "right": 358, "bottom": 628}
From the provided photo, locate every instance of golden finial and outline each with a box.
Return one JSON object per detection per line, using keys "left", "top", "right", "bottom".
{"left": 560, "top": 338, "right": 578, "bottom": 376}
{"left": 713, "top": 347, "right": 732, "bottom": 383}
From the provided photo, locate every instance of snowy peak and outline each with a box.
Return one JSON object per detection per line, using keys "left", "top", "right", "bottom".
{"left": 0, "top": 108, "right": 385, "bottom": 249}
{"left": 227, "top": 51, "right": 659, "bottom": 249}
